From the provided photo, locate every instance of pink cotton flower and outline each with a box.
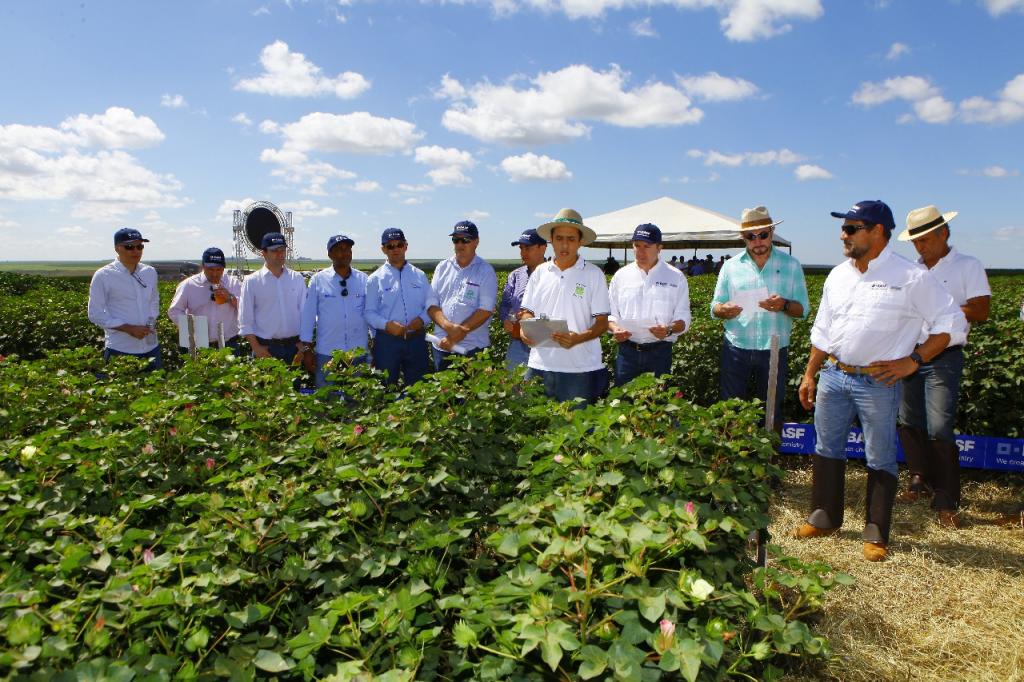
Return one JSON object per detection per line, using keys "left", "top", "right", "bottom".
{"left": 685, "top": 501, "right": 696, "bottom": 515}
{"left": 169, "top": 427, "right": 178, "bottom": 437}
{"left": 142, "top": 548, "right": 155, "bottom": 565}
{"left": 675, "top": 391, "right": 684, "bottom": 399}
{"left": 142, "top": 443, "right": 155, "bottom": 455}
{"left": 553, "top": 454, "right": 564, "bottom": 463}
{"left": 205, "top": 458, "right": 215, "bottom": 470}
{"left": 655, "top": 618, "right": 676, "bottom": 652}
{"left": 354, "top": 424, "right": 365, "bottom": 436}
{"left": 660, "top": 619, "right": 675, "bottom": 638}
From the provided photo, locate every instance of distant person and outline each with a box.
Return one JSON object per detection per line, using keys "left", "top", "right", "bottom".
{"left": 299, "top": 234, "right": 371, "bottom": 388}
{"left": 498, "top": 228, "right": 548, "bottom": 370}
{"left": 689, "top": 259, "right": 705, "bottom": 276}
{"left": 896, "top": 205, "right": 990, "bottom": 529}
{"left": 669, "top": 255, "right": 679, "bottom": 268}
{"left": 88, "top": 227, "right": 161, "bottom": 370}
{"left": 603, "top": 254, "right": 621, "bottom": 276}
{"left": 364, "top": 228, "right": 437, "bottom": 386}
{"left": 711, "top": 206, "right": 809, "bottom": 433}
{"left": 715, "top": 255, "right": 726, "bottom": 274}
{"left": 167, "top": 247, "right": 242, "bottom": 352}
{"left": 238, "top": 232, "right": 308, "bottom": 362}
{"left": 608, "top": 224, "right": 691, "bottom": 385}
{"left": 704, "top": 254, "right": 714, "bottom": 272}
{"left": 428, "top": 220, "right": 498, "bottom": 371}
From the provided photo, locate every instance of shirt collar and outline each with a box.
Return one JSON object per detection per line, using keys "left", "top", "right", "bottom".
{"left": 852, "top": 244, "right": 894, "bottom": 274}
{"left": 919, "top": 246, "right": 958, "bottom": 268}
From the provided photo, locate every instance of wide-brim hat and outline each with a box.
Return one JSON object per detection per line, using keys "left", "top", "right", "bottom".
{"left": 899, "top": 205, "right": 958, "bottom": 242}
{"left": 536, "top": 208, "right": 597, "bottom": 246}
{"left": 739, "top": 206, "right": 783, "bottom": 231}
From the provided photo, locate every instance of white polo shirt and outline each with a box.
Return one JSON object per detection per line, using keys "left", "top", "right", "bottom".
{"left": 238, "top": 266, "right": 307, "bottom": 340}
{"left": 811, "top": 246, "right": 960, "bottom": 367}
{"left": 87, "top": 260, "right": 160, "bottom": 354}
{"left": 520, "top": 258, "right": 610, "bottom": 373}
{"left": 919, "top": 247, "right": 990, "bottom": 347}
{"left": 608, "top": 260, "right": 691, "bottom": 344}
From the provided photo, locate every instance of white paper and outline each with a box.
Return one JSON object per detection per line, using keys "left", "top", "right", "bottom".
{"left": 177, "top": 314, "right": 209, "bottom": 349}
{"left": 426, "top": 333, "right": 469, "bottom": 355}
{"left": 729, "top": 287, "right": 770, "bottom": 316}
{"left": 520, "top": 318, "right": 570, "bottom": 348}
{"left": 614, "top": 318, "right": 660, "bottom": 337}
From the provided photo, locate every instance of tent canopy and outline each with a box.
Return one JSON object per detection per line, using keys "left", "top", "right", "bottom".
{"left": 583, "top": 196, "right": 791, "bottom": 250}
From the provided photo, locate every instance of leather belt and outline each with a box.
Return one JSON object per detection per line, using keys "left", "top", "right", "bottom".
{"left": 257, "top": 336, "right": 300, "bottom": 346}
{"left": 928, "top": 345, "right": 963, "bottom": 363}
{"left": 624, "top": 340, "right": 671, "bottom": 351}
{"left": 828, "top": 355, "right": 874, "bottom": 375}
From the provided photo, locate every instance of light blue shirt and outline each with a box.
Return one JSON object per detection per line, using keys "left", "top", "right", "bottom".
{"left": 300, "top": 267, "right": 371, "bottom": 354}
{"left": 430, "top": 255, "right": 498, "bottom": 351}
{"left": 364, "top": 262, "right": 438, "bottom": 330}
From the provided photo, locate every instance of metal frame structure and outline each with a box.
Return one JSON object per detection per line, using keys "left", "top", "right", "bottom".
{"left": 231, "top": 200, "right": 294, "bottom": 273}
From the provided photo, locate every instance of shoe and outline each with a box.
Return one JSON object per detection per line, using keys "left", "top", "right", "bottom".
{"left": 897, "top": 474, "right": 931, "bottom": 503}
{"left": 793, "top": 523, "right": 840, "bottom": 539}
{"left": 994, "top": 511, "right": 1024, "bottom": 529}
{"left": 863, "top": 542, "right": 888, "bottom": 562}
{"left": 936, "top": 510, "right": 962, "bottom": 529}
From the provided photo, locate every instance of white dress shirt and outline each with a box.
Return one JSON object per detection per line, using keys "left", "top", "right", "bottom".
{"left": 811, "top": 246, "right": 959, "bottom": 367}
{"left": 608, "top": 260, "right": 691, "bottom": 344}
{"left": 238, "top": 266, "right": 307, "bottom": 340}
{"left": 919, "top": 247, "right": 990, "bottom": 347}
{"left": 520, "top": 258, "right": 610, "bottom": 373}
{"left": 87, "top": 260, "right": 159, "bottom": 353}
{"left": 167, "top": 272, "right": 242, "bottom": 344}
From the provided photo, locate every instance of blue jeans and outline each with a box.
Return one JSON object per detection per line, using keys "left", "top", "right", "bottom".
{"left": 372, "top": 332, "right": 430, "bottom": 386}
{"left": 255, "top": 341, "right": 300, "bottom": 364}
{"left": 899, "top": 346, "right": 963, "bottom": 442}
{"left": 614, "top": 341, "right": 672, "bottom": 387}
{"left": 815, "top": 363, "right": 901, "bottom": 477}
{"left": 432, "top": 345, "right": 483, "bottom": 372}
{"left": 719, "top": 338, "right": 788, "bottom": 431}
{"left": 525, "top": 367, "right": 606, "bottom": 406}
{"left": 104, "top": 345, "right": 162, "bottom": 371}
{"left": 315, "top": 351, "right": 369, "bottom": 389}
{"left": 505, "top": 339, "right": 531, "bottom": 371}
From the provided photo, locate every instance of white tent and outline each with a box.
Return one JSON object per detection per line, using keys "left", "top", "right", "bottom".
{"left": 584, "top": 196, "right": 791, "bottom": 251}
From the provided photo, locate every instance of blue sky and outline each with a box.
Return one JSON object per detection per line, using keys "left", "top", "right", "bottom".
{"left": 1, "top": 0, "right": 1023, "bottom": 267}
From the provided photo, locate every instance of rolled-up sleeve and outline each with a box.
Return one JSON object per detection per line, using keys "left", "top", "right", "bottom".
{"left": 478, "top": 266, "right": 498, "bottom": 313}
{"left": 915, "top": 271, "right": 958, "bottom": 337}
{"left": 710, "top": 268, "right": 730, "bottom": 316}
{"left": 787, "top": 264, "right": 811, "bottom": 319}
{"left": 591, "top": 270, "right": 611, "bottom": 317}
{"left": 809, "top": 284, "right": 832, "bottom": 352}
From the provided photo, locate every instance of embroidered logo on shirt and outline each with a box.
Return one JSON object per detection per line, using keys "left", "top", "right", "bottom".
{"left": 573, "top": 283, "right": 587, "bottom": 298}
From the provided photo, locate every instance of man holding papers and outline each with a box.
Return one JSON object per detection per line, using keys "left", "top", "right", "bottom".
{"left": 607, "top": 223, "right": 691, "bottom": 386}
{"left": 519, "top": 208, "right": 610, "bottom": 405}
{"left": 711, "top": 206, "right": 809, "bottom": 432}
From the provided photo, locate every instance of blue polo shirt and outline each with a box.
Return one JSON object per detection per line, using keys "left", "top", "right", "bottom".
{"left": 430, "top": 254, "right": 498, "bottom": 351}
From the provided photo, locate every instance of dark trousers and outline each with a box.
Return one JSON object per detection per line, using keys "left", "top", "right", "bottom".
{"left": 525, "top": 367, "right": 607, "bottom": 407}
{"left": 373, "top": 332, "right": 430, "bottom": 386}
{"left": 104, "top": 345, "right": 163, "bottom": 371}
{"left": 719, "top": 338, "right": 788, "bottom": 431}
{"left": 432, "top": 345, "right": 484, "bottom": 372}
{"left": 614, "top": 341, "right": 673, "bottom": 386}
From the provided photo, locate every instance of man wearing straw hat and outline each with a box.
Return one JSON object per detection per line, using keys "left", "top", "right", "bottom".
{"left": 795, "top": 200, "right": 960, "bottom": 561}
{"left": 711, "top": 206, "right": 809, "bottom": 432}
{"left": 896, "top": 205, "right": 990, "bottom": 528}
{"left": 519, "top": 208, "right": 610, "bottom": 405}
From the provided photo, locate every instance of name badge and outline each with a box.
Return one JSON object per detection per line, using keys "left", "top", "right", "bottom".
{"left": 461, "top": 282, "right": 480, "bottom": 306}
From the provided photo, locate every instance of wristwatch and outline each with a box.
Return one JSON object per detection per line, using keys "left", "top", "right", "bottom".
{"left": 909, "top": 351, "right": 924, "bottom": 365}
{"left": 781, "top": 299, "right": 791, "bottom": 313}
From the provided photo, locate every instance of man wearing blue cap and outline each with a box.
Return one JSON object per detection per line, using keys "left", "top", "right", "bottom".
{"left": 498, "top": 228, "right": 548, "bottom": 370}
{"left": 299, "top": 234, "right": 371, "bottom": 388}
{"left": 427, "top": 220, "right": 498, "bottom": 371}
{"left": 364, "top": 228, "right": 438, "bottom": 386}
{"left": 167, "top": 247, "right": 242, "bottom": 352}
{"left": 88, "top": 227, "right": 162, "bottom": 370}
{"left": 608, "top": 223, "right": 691, "bottom": 386}
{"left": 794, "top": 200, "right": 960, "bottom": 562}
{"left": 238, "top": 232, "right": 308, "bottom": 362}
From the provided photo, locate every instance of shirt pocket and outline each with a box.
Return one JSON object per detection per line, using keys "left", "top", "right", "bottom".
{"left": 867, "top": 287, "right": 907, "bottom": 331}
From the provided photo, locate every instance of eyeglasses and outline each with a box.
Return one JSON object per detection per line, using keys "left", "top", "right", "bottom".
{"left": 121, "top": 243, "right": 145, "bottom": 251}
{"left": 742, "top": 230, "right": 771, "bottom": 242}
{"left": 339, "top": 277, "right": 349, "bottom": 297}
{"left": 841, "top": 223, "right": 872, "bottom": 236}
{"left": 383, "top": 241, "right": 406, "bottom": 250}
{"left": 451, "top": 237, "right": 473, "bottom": 245}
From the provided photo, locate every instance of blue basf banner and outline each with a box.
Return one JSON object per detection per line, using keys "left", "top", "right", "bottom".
{"left": 780, "top": 423, "right": 1024, "bottom": 473}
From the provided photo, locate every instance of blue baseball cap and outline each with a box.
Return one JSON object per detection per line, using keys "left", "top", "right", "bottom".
{"left": 114, "top": 227, "right": 149, "bottom": 245}
{"left": 631, "top": 223, "right": 662, "bottom": 244}
{"left": 202, "top": 247, "right": 226, "bottom": 267}
{"left": 830, "top": 200, "right": 895, "bottom": 233}
{"left": 449, "top": 220, "right": 479, "bottom": 239}
{"left": 381, "top": 227, "right": 406, "bottom": 244}
{"left": 511, "top": 228, "right": 547, "bottom": 247}
{"left": 327, "top": 234, "right": 355, "bottom": 251}
{"left": 260, "top": 232, "right": 287, "bottom": 250}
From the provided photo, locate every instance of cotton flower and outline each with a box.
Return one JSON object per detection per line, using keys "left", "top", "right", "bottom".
{"left": 659, "top": 619, "right": 675, "bottom": 638}
{"left": 685, "top": 500, "right": 696, "bottom": 515}
{"left": 354, "top": 424, "right": 365, "bottom": 435}
{"left": 142, "top": 548, "right": 155, "bottom": 565}
{"left": 169, "top": 427, "right": 178, "bottom": 437}
{"left": 553, "top": 454, "right": 564, "bottom": 463}
{"left": 142, "top": 443, "right": 155, "bottom": 455}
{"left": 205, "top": 458, "right": 215, "bottom": 470}
{"left": 655, "top": 618, "right": 676, "bottom": 652}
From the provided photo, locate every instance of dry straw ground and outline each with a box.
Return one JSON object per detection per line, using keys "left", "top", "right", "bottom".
{"left": 773, "top": 463, "right": 1024, "bottom": 682}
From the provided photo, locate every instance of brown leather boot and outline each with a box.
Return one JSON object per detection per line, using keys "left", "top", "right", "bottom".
{"left": 930, "top": 438, "right": 961, "bottom": 516}
{"left": 897, "top": 426, "right": 932, "bottom": 502}
{"left": 793, "top": 455, "right": 846, "bottom": 539}
{"left": 863, "top": 468, "right": 898, "bottom": 561}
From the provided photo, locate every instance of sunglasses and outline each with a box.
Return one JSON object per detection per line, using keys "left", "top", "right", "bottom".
{"left": 339, "top": 277, "right": 349, "bottom": 297}
{"left": 841, "top": 223, "right": 873, "bottom": 236}
{"left": 742, "top": 230, "right": 771, "bottom": 242}
{"left": 451, "top": 237, "right": 473, "bottom": 245}
{"left": 383, "top": 241, "right": 406, "bottom": 250}
{"left": 121, "top": 243, "right": 145, "bottom": 251}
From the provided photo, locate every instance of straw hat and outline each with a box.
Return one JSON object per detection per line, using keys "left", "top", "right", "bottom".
{"left": 537, "top": 208, "right": 597, "bottom": 246}
{"left": 899, "top": 205, "right": 958, "bottom": 242}
{"left": 739, "top": 206, "right": 783, "bottom": 231}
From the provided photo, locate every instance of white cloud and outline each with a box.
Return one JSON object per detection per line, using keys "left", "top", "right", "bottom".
{"left": 259, "top": 119, "right": 281, "bottom": 134}
{"left": 351, "top": 180, "right": 381, "bottom": 192}
{"left": 993, "top": 225, "right": 1024, "bottom": 240}
{"left": 259, "top": 147, "right": 357, "bottom": 195}
{"left": 57, "top": 225, "right": 86, "bottom": 236}
{"left": 440, "top": 64, "right": 702, "bottom": 145}
{"left": 397, "top": 183, "right": 433, "bottom": 193}
{"left": 402, "top": 196, "right": 425, "bottom": 205}
{"left": 676, "top": 72, "right": 759, "bottom": 102}
{"left": 0, "top": 215, "right": 18, "bottom": 229}
{"left": 216, "top": 197, "right": 259, "bottom": 222}
{"left": 959, "top": 73, "right": 1024, "bottom": 124}
{"left": 465, "top": 210, "right": 490, "bottom": 221}
{"left": 434, "top": 74, "right": 467, "bottom": 100}
{"left": 288, "top": 199, "right": 339, "bottom": 218}
{"left": 235, "top": 40, "right": 371, "bottom": 99}
{"left": 500, "top": 153, "right": 572, "bottom": 182}
{"left": 688, "top": 147, "right": 804, "bottom": 166}
{"left": 851, "top": 75, "right": 955, "bottom": 123}
{"left": 630, "top": 17, "right": 658, "bottom": 37}
{"left": 794, "top": 163, "right": 833, "bottom": 181}
{"left": 886, "top": 42, "right": 910, "bottom": 60}
{"left": 276, "top": 112, "right": 424, "bottom": 155}
{"left": 983, "top": 165, "right": 1020, "bottom": 177}
{"left": 253, "top": 6, "right": 270, "bottom": 16}
{"left": 983, "top": 0, "right": 1024, "bottom": 16}
{"left": 161, "top": 94, "right": 187, "bottom": 109}
{"left": 414, "top": 145, "right": 477, "bottom": 186}
{"left": 232, "top": 112, "right": 253, "bottom": 127}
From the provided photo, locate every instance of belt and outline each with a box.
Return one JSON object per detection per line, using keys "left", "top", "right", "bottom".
{"left": 928, "top": 345, "right": 964, "bottom": 363}
{"left": 623, "top": 340, "right": 671, "bottom": 351}
{"left": 828, "top": 355, "right": 874, "bottom": 375}
{"left": 257, "top": 336, "right": 300, "bottom": 346}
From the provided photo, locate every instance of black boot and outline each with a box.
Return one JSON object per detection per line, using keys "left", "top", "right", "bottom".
{"left": 794, "top": 455, "right": 846, "bottom": 538}
{"left": 897, "top": 425, "right": 932, "bottom": 502}
{"left": 931, "top": 439, "right": 962, "bottom": 527}
{"left": 863, "top": 468, "right": 898, "bottom": 560}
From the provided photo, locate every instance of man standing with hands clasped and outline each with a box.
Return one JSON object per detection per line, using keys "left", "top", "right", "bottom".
{"left": 238, "top": 232, "right": 308, "bottom": 363}
{"left": 794, "top": 200, "right": 960, "bottom": 562}
{"left": 896, "top": 205, "right": 990, "bottom": 528}
{"left": 711, "top": 206, "right": 809, "bottom": 432}
{"left": 607, "top": 223, "right": 691, "bottom": 386}
{"left": 498, "top": 228, "right": 548, "bottom": 370}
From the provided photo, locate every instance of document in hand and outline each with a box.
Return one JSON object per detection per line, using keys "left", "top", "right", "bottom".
{"left": 426, "top": 333, "right": 469, "bottom": 355}
{"left": 729, "top": 287, "right": 769, "bottom": 316}
{"left": 520, "top": 318, "right": 570, "bottom": 348}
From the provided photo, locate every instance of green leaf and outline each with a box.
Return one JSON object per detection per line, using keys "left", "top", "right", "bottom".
{"left": 639, "top": 591, "right": 666, "bottom": 622}
{"left": 453, "top": 620, "right": 478, "bottom": 648}
{"left": 253, "top": 649, "right": 292, "bottom": 672}
{"left": 577, "top": 645, "right": 608, "bottom": 679}
{"left": 674, "top": 638, "right": 703, "bottom": 682}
